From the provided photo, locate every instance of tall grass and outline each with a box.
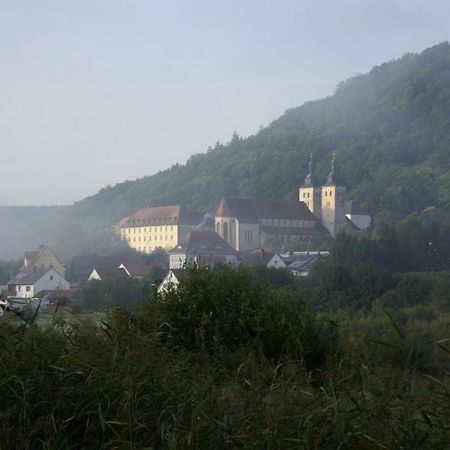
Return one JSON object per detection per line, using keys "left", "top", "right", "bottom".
{"left": 0, "top": 267, "right": 449, "bottom": 449}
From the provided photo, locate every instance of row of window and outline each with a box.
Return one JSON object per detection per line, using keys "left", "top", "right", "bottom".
{"left": 243, "top": 230, "right": 254, "bottom": 242}
{"left": 123, "top": 226, "right": 174, "bottom": 234}
{"left": 259, "top": 218, "right": 314, "bottom": 228}
{"left": 127, "top": 235, "right": 174, "bottom": 243}
{"left": 127, "top": 217, "right": 178, "bottom": 226}
{"left": 17, "top": 285, "right": 31, "bottom": 292}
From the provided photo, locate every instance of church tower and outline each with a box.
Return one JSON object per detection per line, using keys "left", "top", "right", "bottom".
{"left": 299, "top": 153, "right": 322, "bottom": 219}
{"left": 321, "top": 153, "right": 346, "bottom": 237}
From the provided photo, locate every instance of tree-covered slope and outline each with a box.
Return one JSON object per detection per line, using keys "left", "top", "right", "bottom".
{"left": 70, "top": 42, "right": 450, "bottom": 226}
{"left": 2, "top": 42, "right": 450, "bottom": 259}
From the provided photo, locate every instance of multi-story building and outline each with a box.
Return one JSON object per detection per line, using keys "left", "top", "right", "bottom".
{"left": 117, "top": 205, "right": 206, "bottom": 253}
{"left": 215, "top": 198, "right": 318, "bottom": 252}
{"left": 299, "top": 154, "right": 371, "bottom": 237}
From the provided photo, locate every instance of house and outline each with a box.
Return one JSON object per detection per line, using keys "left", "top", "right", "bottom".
{"left": 22, "top": 245, "right": 66, "bottom": 277}
{"left": 168, "top": 230, "right": 239, "bottom": 269}
{"left": 267, "top": 251, "right": 329, "bottom": 277}
{"left": 87, "top": 267, "right": 128, "bottom": 281}
{"left": 116, "top": 205, "right": 212, "bottom": 253}
{"left": 7, "top": 267, "right": 70, "bottom": 299}
{"left": 68, "top": 256, "right": 123, "bottom": 282}
{"left": 215, "top": 198, "right": 318, "bottom": 252}
{"left": 157, "top": 269, "right": 188, "bottom": 294}
{"left": 265, "top": 253, "right": 287, "bottom": 269}
{"left": 118, "top": 260, "right": 166, "bottom": 279}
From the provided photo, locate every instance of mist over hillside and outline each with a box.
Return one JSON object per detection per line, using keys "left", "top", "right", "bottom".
{"left": 2, "top": 42, "right": 450, "bottom": 260}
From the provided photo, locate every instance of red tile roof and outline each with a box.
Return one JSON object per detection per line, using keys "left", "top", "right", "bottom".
{"left": 117, "top": 205, "right": 203, "bottom": 228}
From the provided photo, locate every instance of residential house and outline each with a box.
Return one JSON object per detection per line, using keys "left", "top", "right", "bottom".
{"left": 7, "top": 267, "right": 70, "bottom": 299}
{"left": 267, "top": 251, "right": 329, "bottom": 277}
{"left": 22, "top": 245, "right": 66, "bottom": 277}
{"left": 118, "top": 260, "right": 166, "bottom": 279}
{"left": 168, "top": 230, "right": 239, "bottom": 269}
{"left": 157, "top": 269, "right": 187, "bottom": 294}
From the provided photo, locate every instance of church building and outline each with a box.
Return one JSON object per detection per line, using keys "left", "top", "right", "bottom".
{"left": 299, "top": 153, "right": 371, "bottom": 237}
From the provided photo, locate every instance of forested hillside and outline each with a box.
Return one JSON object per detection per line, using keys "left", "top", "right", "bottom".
{"left": 1, "top": 42, "right": 449, "bottom": 259}
{"left": 69, "top": 42, "right": 450, "bottom": 225}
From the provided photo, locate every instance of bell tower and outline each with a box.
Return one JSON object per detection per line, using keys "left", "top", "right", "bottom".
{"left": 321, "top": 152, "right": 346, "bottom": 237}
{"left": 299, "top": 153, "right": 322, "bottom": 219}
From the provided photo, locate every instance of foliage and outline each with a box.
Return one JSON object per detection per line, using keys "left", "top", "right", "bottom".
{"left": 154, "top": 266, "right": 331, "bottom": 367}
{"left": 0, "top": 268, "right": 450, "bottom": 448}
{"left": 80, "top": 276, "right": 145, "bottom": 311}
{"left": 2, "top": 43, "right": 450, "bottom": 260}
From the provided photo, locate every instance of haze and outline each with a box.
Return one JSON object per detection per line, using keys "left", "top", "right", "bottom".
{"left": 1, "top": 0, "right": 449, "bottom": 206}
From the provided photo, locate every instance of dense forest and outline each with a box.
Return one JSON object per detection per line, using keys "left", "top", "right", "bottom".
{"left": 1, "top": 42, "right": 450, "bottom": 259}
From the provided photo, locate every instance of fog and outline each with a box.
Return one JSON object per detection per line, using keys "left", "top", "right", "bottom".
{"left": 1, "top": 0, "right": 450, "bottom": 205}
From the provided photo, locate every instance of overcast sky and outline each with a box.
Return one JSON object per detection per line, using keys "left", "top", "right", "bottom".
{"left": 1, "top": 0, "right": 450, "bottom": 206}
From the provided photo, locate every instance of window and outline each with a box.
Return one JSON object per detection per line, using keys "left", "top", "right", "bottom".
{"left": 26, "top": 286, "right": 31, "bottom": 292}
{"left": 18, "top": 286, "right": 21, "bottom": 292}
{"left": 223, "top": 222, "right": 229, "bottom": 243}
{"left": 327, "top": 202, "right": 331, "bottom": 207}
{"left": 50, "top": 275, "right": 54, "bottom": 280}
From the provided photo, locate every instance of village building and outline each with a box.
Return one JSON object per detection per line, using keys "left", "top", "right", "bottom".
{"left": 215, "top": 198, "right": 318, "bottom": 252}
{"left": 157, "top": 269, "right": 187, "bottom": 294}
{"left": 118, "top": 260, "right": 166, "bottom": 279}
{"left": 7, "top": 267, "right": 70, "bottom": 299}
{"left": 267, "top": 251, "right": 329, "bottom": 277}
{"left": 168, "top": 230, "right": 239, "bottom": 269}
{"left": 116, "top": 205, "right": 210, "bottom": 253}
{"left": 22, "top": 245, "right": 66, "bottom": 277}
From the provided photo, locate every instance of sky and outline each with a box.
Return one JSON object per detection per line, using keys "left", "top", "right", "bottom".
{"left": 1, "top": 0, "right": 450, "bottom": 206}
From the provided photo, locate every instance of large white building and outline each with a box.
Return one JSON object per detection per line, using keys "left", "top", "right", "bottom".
{"left": 116, "top": 205, "right": 207, "bottom": 253}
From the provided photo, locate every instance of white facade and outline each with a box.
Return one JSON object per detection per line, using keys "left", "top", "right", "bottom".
{"left": 266, "top": 254, "right": 287, "bottom": 269}
{"left": 157, "top": 271, "right": 183, "bottom": 294}
{"left": 169, "top": 253, "right": 187, "bottom": 270}
{"left": 12, "top": 269, "right": 70, "bottom": 299}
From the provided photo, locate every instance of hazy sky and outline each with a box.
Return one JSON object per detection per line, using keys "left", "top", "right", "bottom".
{"left": 1, "top": 0, "right": 450, "bottom": 206}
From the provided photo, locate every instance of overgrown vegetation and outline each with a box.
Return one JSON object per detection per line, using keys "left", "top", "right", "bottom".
{"left": 1, "top": 266, "right": 450, "bottom": 449}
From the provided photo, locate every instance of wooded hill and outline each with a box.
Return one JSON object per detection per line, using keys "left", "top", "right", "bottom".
{"left": 69, "top": 42, "right": 450, "bottom": 225}
{"left": 2, "top": 42, "right": 450, "bottom": 259}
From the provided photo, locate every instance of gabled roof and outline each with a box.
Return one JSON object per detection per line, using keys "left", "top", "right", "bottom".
{"left": 216, "top": 198, "right": 317, "bottom": 223}
{"left": 23, "top": 245, "right": 64, "bottom": 271}
{"left": 117, "top": 205, "right": 204, "bottom": 228}
{"left": 170, "top": 269, "right": 188, "bottom": 282}
{"left": 119, "top": 260, "right": 165, "bottom": 277}
{"left": 8, "top": 266, "right": 53, "bottom": 285}
{"left": 169, "top": 230, "right": 238, "bottom": 257}
{"left": 89, "top": 267, "right": 128, "bottom": 281}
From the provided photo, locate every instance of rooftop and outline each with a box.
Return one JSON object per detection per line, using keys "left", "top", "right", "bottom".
{"left": 216, "top": 198, "right": 316, "bottom": 223}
